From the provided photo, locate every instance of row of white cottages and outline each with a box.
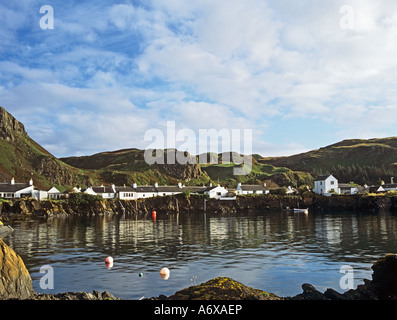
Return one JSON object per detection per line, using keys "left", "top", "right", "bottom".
{"left": 0, "top": 178, "right": 270, "bottom": 201}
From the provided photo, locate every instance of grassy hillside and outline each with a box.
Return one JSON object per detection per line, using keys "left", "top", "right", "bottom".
{"left": 260, "top": 137, "right": 397, "bottom": 185}
{"left": 61, "top": 148, "right": 212, "bottom": 186}
{"left": 0, "top": 131, "right": 92, "bottom": 191}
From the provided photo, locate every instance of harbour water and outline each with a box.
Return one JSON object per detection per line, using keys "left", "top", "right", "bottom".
{"left": 4, "top": 210, "right": 397, "bottom": 299}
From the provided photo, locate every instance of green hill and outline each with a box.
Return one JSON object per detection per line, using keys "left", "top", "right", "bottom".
{"left": 0, "top": 107, "right": 92, "bottom": 190}
{"left": 61, "top": 148, "right": 212, "bottom": 186}
{"left": 260, "top": 138, "right": 397, "bottom": 185}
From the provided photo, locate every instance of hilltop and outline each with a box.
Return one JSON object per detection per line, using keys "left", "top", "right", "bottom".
{"left": 260, "top": 138, "right": 397, "bottom": 185}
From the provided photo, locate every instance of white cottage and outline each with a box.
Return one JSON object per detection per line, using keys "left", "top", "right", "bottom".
{"left": 84, "top": 185, "right": 116, "bottom": 199}
{"left": 338, "top": 183, "right": 359, "bottom": 195}
{"left": 313, "top": 174, "right": 339, "bottom": 196}
{"left": 204, "top": 184, "right": 229, "bottom": 199}
{"left": 47, "top": 187, "right": 62, "bottom": 199}
{"left": 0, "top": 178, "right": 34, "bottom": 199}
{"left": 235, "top": 183, "right": 269, "bottom": 195}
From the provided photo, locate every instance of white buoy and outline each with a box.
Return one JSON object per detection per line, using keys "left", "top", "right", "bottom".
{"left": 160, "top": 267, "right": 170, "bottom": 280}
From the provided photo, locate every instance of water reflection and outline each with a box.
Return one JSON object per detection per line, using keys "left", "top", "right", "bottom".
{"left": 5, "top": 210, "right": 397, "bottom": 299}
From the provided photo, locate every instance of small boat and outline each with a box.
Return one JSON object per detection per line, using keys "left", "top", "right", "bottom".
{"left": 293, "top": 208, "right": 309, "bottom": 214}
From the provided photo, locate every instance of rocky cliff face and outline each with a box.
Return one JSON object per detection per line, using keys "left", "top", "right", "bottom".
{"left": 0, "top": 107, "right": 27, "bottom": 142}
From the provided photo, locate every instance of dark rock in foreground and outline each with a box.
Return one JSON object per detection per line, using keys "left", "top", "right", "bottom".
{"left": 291, "top": 253, "right": 397, "bottom": 300}
{"left": 33, "top": 291, "right": 120, "bottom": 300}
{"left": 164, "top": 277, "right": 282, "bottom": 300}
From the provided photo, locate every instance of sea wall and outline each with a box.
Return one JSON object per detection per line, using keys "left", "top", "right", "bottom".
{"left": 0, "top": 193, "right": 396, "bottom": 221}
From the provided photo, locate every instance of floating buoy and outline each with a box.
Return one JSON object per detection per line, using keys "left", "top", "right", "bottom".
{"left": 105, "top": 256, "right": 113, "bottom": 264}
{"left": 160, "top": 267, "right": 170, "bottom": 280}
{"left": 139, "top": 273, "right": 144, "bottom": 277}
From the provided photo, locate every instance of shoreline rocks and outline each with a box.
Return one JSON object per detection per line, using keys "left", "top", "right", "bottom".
{"left": 1, "top": 193, "right": 396, "bottom": 222}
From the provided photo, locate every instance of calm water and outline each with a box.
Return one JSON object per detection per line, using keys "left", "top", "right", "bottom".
{"left": 4, "top": 210, "right": 397, "bottom": 299}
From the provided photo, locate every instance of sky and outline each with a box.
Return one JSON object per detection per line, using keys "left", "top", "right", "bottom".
{"left": 1, "top": 0, "right": 397, "bottom": 158}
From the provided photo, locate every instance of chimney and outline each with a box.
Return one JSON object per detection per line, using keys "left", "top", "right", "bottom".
{"left": 209, "top": 183, "right": 212, "bottom": 187}
{"left": 154, "top": 182, "right": 159, "bottom": 188}
{"left": 392, "top": 177, "right": 394, "bottom": 184}
{"left": 11, "top": 177, "right": 15, "bottom": 185}
{"left": 178, "top": 182, "right": 182, "bottom": 188}
{"left": 29, "top": 178, "right": 33, "bottom": 186}
{"left": 133, "top": 183, "right": 137, "bottom": 189}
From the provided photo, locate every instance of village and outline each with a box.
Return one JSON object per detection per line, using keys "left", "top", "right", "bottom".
{"left": 0, "top": 174, "right": 396, "bottom": 202}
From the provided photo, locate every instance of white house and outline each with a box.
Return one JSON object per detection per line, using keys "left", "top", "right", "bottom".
{"left": 203, "top": 184, "right": 229, "bottom": 199}
{"left": 338, "top": 183, "right": 359, "bottom": 195}
{"left": 47, "top": 187, "right": 62, "bottom": 199}
{"left": 0, "top": 178, "right": 34, "bottom": 199}
{"left": 115, "top": 186, "right": 136, "bottom": 200}
{"left": 382, "top": 183, "right": 397, "bottom": 192}
{"left": 84, "top": 185, "right": 116, "bottom": 199}
{"left": 369, "top": 185, "right": 386, "bottom": 193}
{"left": 235, "top": 183, "right": 269, "bottom": 195}
{"left": 313, "top": 174, "right": 339, "bottom": 196}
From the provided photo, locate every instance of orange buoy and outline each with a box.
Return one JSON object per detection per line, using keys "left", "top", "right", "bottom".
{"left": 105, "top": 256, "right": 113, "bottom": 264}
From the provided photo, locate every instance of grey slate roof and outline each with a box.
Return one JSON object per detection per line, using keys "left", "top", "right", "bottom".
{"left": 314, "top": 174, "right": 333, "bottom": 181}
{"left": 0, "top": 183, "right": 31, "bottom": 193}
{"left": 91, "top": 186, "right": 115, "bottom": 194}
{"left": 239, "top": 185, "right": 268, "bottom": 191}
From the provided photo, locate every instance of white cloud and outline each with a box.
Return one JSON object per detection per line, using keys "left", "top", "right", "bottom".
{"left": 1, "top": 0, "right": 397, "bottom": 158}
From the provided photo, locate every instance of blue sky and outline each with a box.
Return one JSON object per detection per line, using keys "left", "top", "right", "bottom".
{"left": 1, "top": 0, "right": 397, "bottom": 158}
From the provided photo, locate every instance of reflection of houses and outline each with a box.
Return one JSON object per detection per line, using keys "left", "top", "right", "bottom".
{"left": 0, "top": 178, "right": 34, "bottom": 199}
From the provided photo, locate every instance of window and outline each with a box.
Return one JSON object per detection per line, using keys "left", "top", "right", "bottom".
{"left": 331, "top": 181, "right": 335, "bottom": 185}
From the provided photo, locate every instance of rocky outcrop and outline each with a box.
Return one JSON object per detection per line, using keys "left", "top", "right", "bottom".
{"left": 291, "top": 254, "right": 397, "bottom": 300}
{"left": 0, "top": 238, "right": 35, "bottom": 299}
{"left": 0, "top": 107, "right": 27, "bottom": 142}
{"left": 33, "top": 290, "right": 120, "bottom": 300}
{"left": 165, "top": 277, "right": 281, "bottom": 300}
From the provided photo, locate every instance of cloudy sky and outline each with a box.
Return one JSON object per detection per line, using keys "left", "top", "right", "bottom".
{"left": 1, "top": 0, "right": 396, "bottom": 158}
